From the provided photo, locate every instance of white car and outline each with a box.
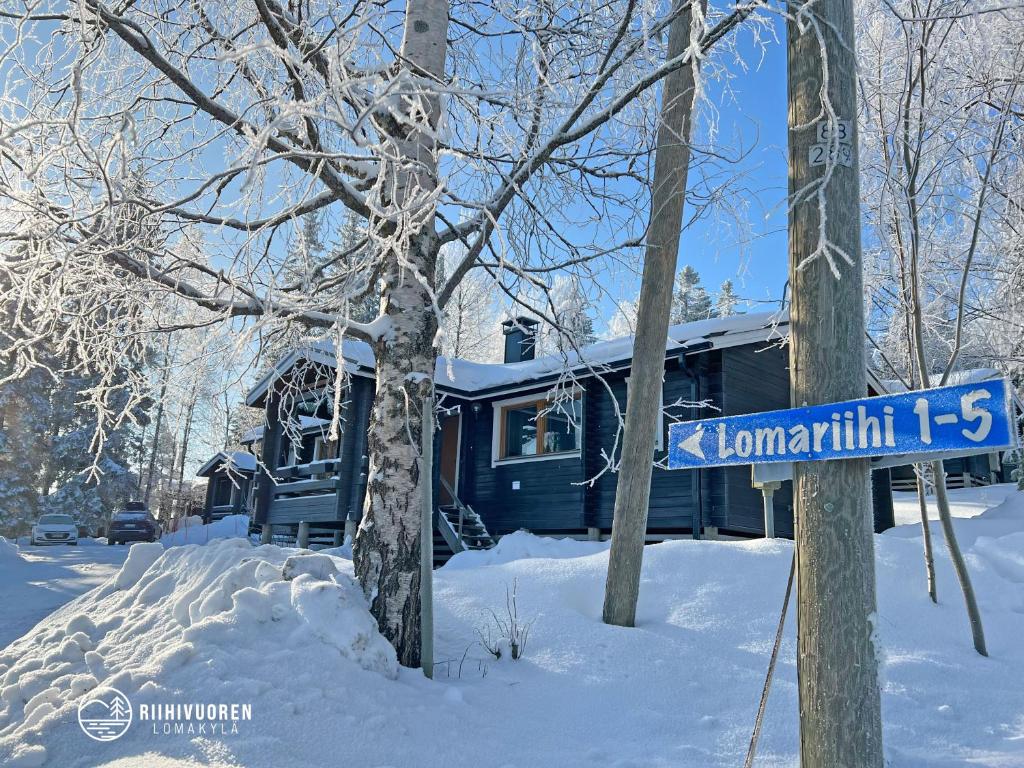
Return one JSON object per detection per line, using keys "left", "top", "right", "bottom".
{"left": 30, "top": 514, "right": 79, "bottom": 546}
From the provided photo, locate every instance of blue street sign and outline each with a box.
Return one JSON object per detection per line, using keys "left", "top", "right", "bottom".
{"left": 668, "top": 379, "right": 1018, "bottom": 470}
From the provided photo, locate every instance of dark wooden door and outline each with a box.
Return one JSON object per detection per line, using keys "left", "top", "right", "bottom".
{"left": 439, "top": 414, "right": 461, "bottom": 504}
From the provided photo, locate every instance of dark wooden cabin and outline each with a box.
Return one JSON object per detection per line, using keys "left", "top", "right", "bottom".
{"left": 196, "top": 451, "right": 257, "bottom": 522}
{"left": 241, "top": 312, "right": 898, "bottom": 554}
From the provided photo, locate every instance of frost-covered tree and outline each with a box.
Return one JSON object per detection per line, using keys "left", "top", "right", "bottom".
{"left": 857, "top": 0, "right": 1024, "bottom": 655}
{"left": 0, "top": 0, "right": 766, "bottom": 665}
{"left": 607, "top": 299, "right": 639, "bottom": 338}
{"left": 547, "top": 276, "right": 597, "bottom": 353}
{"left": 0, "top": 368, "right": 50, "bottom": 534}
{"left": 0, "top": 241, "right": 141, "bottom": 533}
{"left": 716, "top": 279, "right": 738, "bottom": 316}
{"left": 670, "top": 265, "right": 714, "bottom": 323}
{"left": 439, "top": 244, "right": 501, "bottom": 362}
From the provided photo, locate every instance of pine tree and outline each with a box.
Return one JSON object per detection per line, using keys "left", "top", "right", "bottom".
{"left": 690, "top": 285, "right": 713, "bottom": 321}
{"left": 670, "top": 265, "right": 714, "bottom": 324}
{"left": 336, "top": 210, "right": 379, "bottom": 324}
{"left": 716, "top": 279, "right": 738, "bottom": 316}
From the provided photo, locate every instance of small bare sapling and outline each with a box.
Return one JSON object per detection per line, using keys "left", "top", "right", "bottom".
{"left": 477, "top": 579, "right": 534, "bottom": 661}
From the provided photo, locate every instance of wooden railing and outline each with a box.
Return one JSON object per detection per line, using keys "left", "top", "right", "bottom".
{"left": 263, "top": 461, "right": 345, "bottom": 522}
{"left": 438, "top": 477, "right": 467, "bottom": 536}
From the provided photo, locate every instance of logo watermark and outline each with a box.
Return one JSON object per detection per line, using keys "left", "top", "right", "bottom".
{"left": 78, "top": 687, "right": 133, "bottom": 742}
{"left": 140, "top": 703, "right": 252, "bottom": 736}
{"left": 78, "top": 684, "right": 253, "bottom": 742}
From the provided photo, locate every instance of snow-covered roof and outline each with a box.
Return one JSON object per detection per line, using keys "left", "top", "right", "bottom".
{"left": 196, "top": 451, "right": 258, "bottom": 478}
{"left": 246, "top": 311, "right": 788, "bottom": 405}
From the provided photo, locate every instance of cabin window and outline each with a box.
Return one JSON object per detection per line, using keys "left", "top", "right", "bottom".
{"left": 496, "top": 394, "right": 582, "bottom": 463}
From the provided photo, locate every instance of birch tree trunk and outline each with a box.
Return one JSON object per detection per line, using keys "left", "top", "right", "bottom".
{"left": 915, "top": 466, "right": 937, "bottom": 603}
{"left": 603, "top": 0, "right": 703, "bottom": 628}
{"left": 931, "top": 459, "right": 988, "bottom": 655}
{"left": 353, "top": 0, "right": 448, "bottom": 667}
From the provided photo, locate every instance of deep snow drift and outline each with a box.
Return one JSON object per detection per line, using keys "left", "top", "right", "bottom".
{"left": 1, "top": 486, "right": 1023, "bottom": 767}
{"left": 159, "top": 515, "right": 251, "bottom": 548}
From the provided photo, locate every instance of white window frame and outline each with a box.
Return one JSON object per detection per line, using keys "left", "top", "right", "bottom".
{"left": 490, "top": 390, "right": 583, "bottom": 468}
{"left": 624, "top": 375, "right": 666, "bottom": 452}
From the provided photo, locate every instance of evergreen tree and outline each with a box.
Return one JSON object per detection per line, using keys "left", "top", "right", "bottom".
{"left": 716, "top": 280, "right": 739, "bottom": 316}
{"left": 670, "top": 265, "right": 714, "bottom": 324}
{"left": 0, "top": 225, "right": 143, "bottom": 533}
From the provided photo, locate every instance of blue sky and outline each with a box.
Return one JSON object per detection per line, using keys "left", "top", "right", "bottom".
{"left": 595, "top": 17, "right": 790, "bottom": 332}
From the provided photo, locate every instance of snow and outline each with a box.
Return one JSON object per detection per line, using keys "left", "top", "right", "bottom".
{"left": 195, "top": 452, "right": 257, "bottom": 477}
{"left": 160, "top": 515, "right": 251, "bottom": 548}
{"left": 0, "top": 540, "right": 396, "bottom": 768}
{"left": 0, "top": 537, "right": 21, "bottom": 563}
{"left": 1, "top": 486, "right": 1023, "bottom": 766}
{"left": 881, "top": 368, "right": 1003, "bottom": 394}
{"left": 444, "top": 529, "right": 608, "bottom": 569}
{"left": 0, "top": 539, "right": 129, "bottom": 649}
{"left": 247, "top": 312, "right": 788, "bottom": 403}
{"left": 892, "top": 483, "right": 1019, "bottom": 526}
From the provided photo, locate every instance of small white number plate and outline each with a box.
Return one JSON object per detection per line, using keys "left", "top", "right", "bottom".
{"left": 808, "top": 142, "right": 853, "bottom": 168}
{"left": 815, "top": 120, "right": 852, "bottom": 144}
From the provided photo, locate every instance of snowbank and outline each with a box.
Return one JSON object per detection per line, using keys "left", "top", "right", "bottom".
{"left": 0, "top": 539, "right": 396, "bottom": 767}
{"left": 0, "top": 537, "right": 21, "bottom": 562}
{"left": 160, "top": 514, "right": 251, "bottom": 547}
{"left": 892, "top": 482, "right": 1018, "bottom": 526}
{"left": 443, "top": 530, "right": 608, "bottom": 569}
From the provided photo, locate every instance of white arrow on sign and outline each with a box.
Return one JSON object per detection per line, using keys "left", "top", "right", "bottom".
{"left": 678, "top": 424, "right": 705, "bottom": 460}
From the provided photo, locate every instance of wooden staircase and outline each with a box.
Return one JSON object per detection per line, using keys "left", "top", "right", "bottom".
{"left": 433, "top": 479, "right": 496, "bottom": 567}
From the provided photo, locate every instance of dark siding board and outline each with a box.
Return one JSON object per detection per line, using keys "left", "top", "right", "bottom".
{"left": 579, "top": 362, "right": 719, "bottom": 531}
{"left": 267, "top": 494, "right": 339, "bottom": 525}
{"left": 892, "top": 453, "right": 994, "bottom": 483}
{"left": 333, "top": 383, "right": 358, "bottom": 519}
{"left": 253, "top": 393, "right": 283, "bottom": 525}
{"left": 259, "top": 339, "right": 922, "bottom": 540}
{"left": 718, "top": 344, "right": 794, "bottom": 535}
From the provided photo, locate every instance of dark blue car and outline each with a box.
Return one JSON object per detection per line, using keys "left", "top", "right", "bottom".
{"left": 107, "top": 505, "right": 162, "bottom": 545}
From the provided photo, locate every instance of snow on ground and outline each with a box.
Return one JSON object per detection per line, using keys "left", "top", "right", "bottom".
{"left": 0, "top": 538, "right": 20, "bottom": 562}
{"left": 892, "top": 482, "right": 1019, "bottom": 526}
{"left": 0, "top": 486, "right": 1022, "bottom": 767}
{"left": 159, "top": 516, "right": 251, "bottom": 548}
{"left": 0, "top": 539, "right": 129, "bottom": 650}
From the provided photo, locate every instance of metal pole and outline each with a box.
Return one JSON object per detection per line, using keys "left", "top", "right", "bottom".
{"left": 420, "top": 393, "right": 434, "bottom": 678}
{"left": 762, "top": 488, "right": 776, "bottom": 539}
{"left": 787, "top": 1, "right": 883, "bottom": 764}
